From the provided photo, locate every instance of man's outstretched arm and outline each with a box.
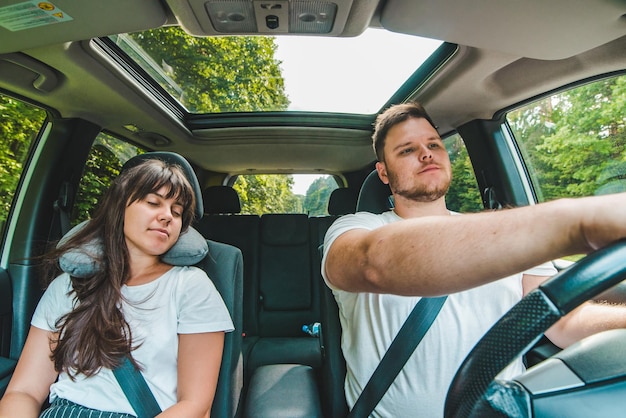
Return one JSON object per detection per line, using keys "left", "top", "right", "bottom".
{"left": 325, "top": 194, "right": 626, "bottom": 297}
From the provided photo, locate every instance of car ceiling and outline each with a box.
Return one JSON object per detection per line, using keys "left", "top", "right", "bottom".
{"left": 0, "top": 0, "right": 625, "bottom": 175}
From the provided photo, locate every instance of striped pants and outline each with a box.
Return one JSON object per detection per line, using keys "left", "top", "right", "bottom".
{"left": 39, "top": 398, "right": 136, "bottom": 418}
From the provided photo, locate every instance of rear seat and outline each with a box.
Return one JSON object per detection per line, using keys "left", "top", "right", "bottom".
{"left": 247, "top": 213, "right": 322, "bottom": 372}
{"left": 195, "top": 188, "right": 321, "bottom": 373}
{"left": 196, "top": 185, "right": 357, "bottom": 417}
{"left": 194, "top": 186, "right": 261, "bottom": 347}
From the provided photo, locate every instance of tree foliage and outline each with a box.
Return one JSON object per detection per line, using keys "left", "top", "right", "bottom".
{"left": 303, "top": 176, "right": 337, "bottom": 216}
{"left": 446, "top": 134, "right": 483, "bottom": 213}
{"left": 71, "top": 134, "right": 145, "bottom": 223}
{"left": 125, "top": 28, "right": 289, "bottom": 113}
{"left": 508, "top": 75, "right": 626, "bottom": 201}
{"left": 0, "top": 96, "right": 46, "bottom": 225}
{"left": 234, "top": 174, "right": 302, "bottom": 214}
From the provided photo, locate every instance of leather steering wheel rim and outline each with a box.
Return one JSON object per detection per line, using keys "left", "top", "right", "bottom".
{"left": 444, "top": 239, "right": 626, "bottom": 418}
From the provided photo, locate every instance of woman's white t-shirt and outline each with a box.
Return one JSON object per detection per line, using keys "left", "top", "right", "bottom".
{"left": 31, "top": 266, "right": 234, "bottom": 414}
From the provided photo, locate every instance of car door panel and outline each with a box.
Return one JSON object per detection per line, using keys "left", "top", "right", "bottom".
{"left": 0, "top": 268, "right": 17, "bottom": 397}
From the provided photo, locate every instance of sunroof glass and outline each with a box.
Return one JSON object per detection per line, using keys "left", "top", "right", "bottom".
{"left": 110, "top": 27, "right": 442, "bottom": 114}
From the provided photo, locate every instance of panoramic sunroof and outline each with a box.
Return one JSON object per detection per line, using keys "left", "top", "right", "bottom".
{"left": 109, "top": 27, "right": 442, "bottom": 115}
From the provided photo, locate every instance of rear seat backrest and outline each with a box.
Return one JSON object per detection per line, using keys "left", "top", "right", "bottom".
{"left": 196, "top": 185, "right": 353, "bottom": 405}
{"left": 258, "top": 214, "right": 319, "bottom": 337}
{"left": 201, "top": 185, "right": 242, "bottom": 214}
{"left": 327, "top": 187, "right": 358, "bottom": 216}
{"left": 194, "top": 186, "right": 261, "bottom": 337}
{"left": 243, "top": 214, "right": 323, "bottom": 378}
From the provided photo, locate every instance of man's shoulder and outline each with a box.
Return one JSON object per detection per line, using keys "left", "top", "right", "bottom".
{"left": 331, "top": 210, "right": 398, "bottom": 231}
{"left": 323, "top": 211, "right": 398, "bottom": 255}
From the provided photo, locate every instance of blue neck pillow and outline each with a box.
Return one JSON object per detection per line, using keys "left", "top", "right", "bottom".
{"left": 58, "top": 221, "right": 208, "bottom": 278}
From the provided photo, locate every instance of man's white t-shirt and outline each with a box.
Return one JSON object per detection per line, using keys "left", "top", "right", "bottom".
{"left": 31, "top": 266, "right": 234, "bottom": 414}
{"left": 321, "top": 210, "right": 557, "bottom": 417}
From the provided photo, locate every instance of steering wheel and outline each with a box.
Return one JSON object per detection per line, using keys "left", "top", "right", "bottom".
{"left": 444, "top": 240, "right": 626, "bottom": 418}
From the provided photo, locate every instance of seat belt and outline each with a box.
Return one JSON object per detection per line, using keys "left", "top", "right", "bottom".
{"left": 112, "top": 356, "right": 162, "bottom": 418}
{"left": 51, "top": 181, "right": 73, "bottom": 238}
{"left": 348, "top": 296, "right": 448, "bottom": 418}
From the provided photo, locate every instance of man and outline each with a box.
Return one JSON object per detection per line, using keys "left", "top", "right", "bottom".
{"left": 321, "top": 101, "right": 626, "bottom": 417}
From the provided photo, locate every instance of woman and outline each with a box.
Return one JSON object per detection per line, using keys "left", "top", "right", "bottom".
{"left": 0, "top": 157, "right": 233, "bottom": 417}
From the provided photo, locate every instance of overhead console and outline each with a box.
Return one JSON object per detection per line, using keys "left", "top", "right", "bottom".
{"left": 166, "top": 0, "right": 378, "bottom": 36}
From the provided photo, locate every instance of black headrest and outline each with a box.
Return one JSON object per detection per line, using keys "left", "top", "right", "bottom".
{"left": 327, "top": 188, "right": 358, "bottom": 215}
{"left": 356, "top": 170, "right": 393, "bottom": 214}
{"left": 121, "top": 152, "right": 204, "bottom": 219}
{"left": 203, "top": 186, "right": 242, "bottom": 214}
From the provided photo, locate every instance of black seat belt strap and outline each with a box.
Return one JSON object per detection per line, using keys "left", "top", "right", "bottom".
{"left": 348, "top": 296, "right": 448, "bottom": 418}
{"left": 51, "top": 181, "right": 73, "bottom": 239}
{"left": 112, "top": 356, "right": 162, "bottom": 418}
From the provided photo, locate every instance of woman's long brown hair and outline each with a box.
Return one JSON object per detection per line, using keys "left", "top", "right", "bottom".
{"left": 44, "top": 159, "right": 196, "bottom": 377}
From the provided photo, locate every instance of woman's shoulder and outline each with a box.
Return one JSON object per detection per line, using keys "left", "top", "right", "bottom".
{"left": 170, "top": 265, "right": 207, "bottom": 278}
{"left": 168, "top": 266, "right": 224, "bottom": 308}
{"left": 45, "top": 272, "right": 73, "bottom": 295}
{"left": 169, "top": 265, "right": 213, "bottom": 288}
{"left": 32, "top": 273, "right": 74, "bottom": 329}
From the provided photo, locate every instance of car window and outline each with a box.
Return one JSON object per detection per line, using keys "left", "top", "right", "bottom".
{"left": 233, "top": 174, "right": 339, "bottom": 215}
{"left": 445, "top": 133, "right": 483, "bottom": 213}
{"left": 507, "top": 74, "right": 626, "bottom": 202}
{"left": 71, "top": 133, "right": 145, "bottom": 225}
{"left": 0, "top": 94, "right": 47, "bottom": 241}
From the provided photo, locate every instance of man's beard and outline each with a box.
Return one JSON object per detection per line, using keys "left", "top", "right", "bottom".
{"left": 387, "top": 168, "right": 451, "bottom": 203}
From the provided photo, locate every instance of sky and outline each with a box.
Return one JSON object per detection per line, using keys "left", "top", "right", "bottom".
{"left": 274, "top": 29, "right": 442, "bottom": 113}
{"left": 292, "top": 174, "right": 324, "bottom": 195}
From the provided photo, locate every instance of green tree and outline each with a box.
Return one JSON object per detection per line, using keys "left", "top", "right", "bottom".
{"left": 126, "top": 28, "right": 289, "bottom": 113}
{"left": 303, "top": 176, "right": 337, "bottom": 216}
{"left": 234, "top": 175, "right": 301, "bottom": 214}
{"left": 0, "top": 96, "right": 46, "bottom": 223}
{"left": 509, "top": 75, "right": 626, "bottom": 201}
{"left": 72, "top": 133, "right": 145, "bottom": 223}
{"left": 507, "top": 100, "right": 557, "bottom": 202}
{"left": 445, "top": 135, "right": 483, "bottom": 213}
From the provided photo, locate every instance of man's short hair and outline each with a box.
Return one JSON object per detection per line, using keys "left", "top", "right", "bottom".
{"left": 372, "top": 102, "right": 437, "bottom": 162}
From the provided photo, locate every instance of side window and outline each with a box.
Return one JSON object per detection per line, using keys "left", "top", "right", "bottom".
{"left": 507, "top": 74, "right": 626, "bottom": 202}
{"left": 233, "top": 174, "right": 339, "bottom": 215}
{"left": 71, "top": 133, "right": 145, "bottom": 224}
{"left": 445, "top": 133, "right": 483, "bottom": 213}
{"left": 0, "top": 94, "right": 47, "bottom": 240}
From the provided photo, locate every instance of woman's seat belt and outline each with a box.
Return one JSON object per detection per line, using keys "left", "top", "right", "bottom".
{"left": 113, "top": 356, "right": 162, "bottom": 418}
